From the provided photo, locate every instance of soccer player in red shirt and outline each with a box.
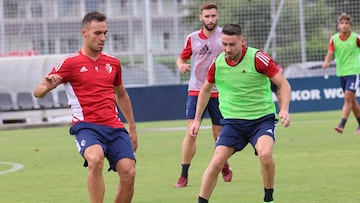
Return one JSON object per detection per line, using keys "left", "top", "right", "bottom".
{"left": 34, "top": 11, "right": 137, "bottom": 203}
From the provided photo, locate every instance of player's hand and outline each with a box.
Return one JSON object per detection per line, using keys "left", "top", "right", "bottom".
{"left": 128, "top": 127, "right": 138, "bottom": 152}
{"left": 322, "top": 62, "right": 329, "bottom": 69}
{"left": 278, "top": 111, "right": 291, "bottom": 128}
{"left": 189, "top": 120, "right": 201, "bottom": 137}
{"left": 178, "top": 64, "right": 191, "bottom": 73}
{"left": 45, "top": 74, "right": 62, "bottom": 90}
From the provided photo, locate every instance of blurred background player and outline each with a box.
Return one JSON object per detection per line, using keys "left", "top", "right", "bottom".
{"left": 175, "top": 1, "right": 232, "bottom": 188}
{"left": 322, "top": 12, "right": 360, "bottom": 134}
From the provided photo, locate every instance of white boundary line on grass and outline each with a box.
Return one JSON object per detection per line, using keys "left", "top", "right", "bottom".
{"left": 138, "top": 119, "right": 337, "bottom": 132}
{"left": 0, "top": 162, "right": 24, "bottom": 175}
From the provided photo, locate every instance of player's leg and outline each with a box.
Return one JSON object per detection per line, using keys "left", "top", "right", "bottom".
{"left": 208, "top": 97, "right": 232, "bottom": 182}
{"left": 176, "top": 119, "right": 196, "bottom": 187}
{"left": 342, "top": 90, "right": 355, "bottom": 120}
{"left": 351, "top": 98, "right": 360, "bottom": 133}
{"left": 83, "top": 144, "right": 106, "bottom": 203}
{"left": 114, "top": 158, "right": 136, "bottom": 203}
{"left": 336, "top": 76, "right": 356, "bottom": 133}
{"left": 71, "top": 124, "right": 107, "bottom": 203}
{"left": 351, "top": 97, "right": 360, "bottom": 117}
{"left": 198, "top": 119, "right": 242, "bottom": 202}
{"left": 350, "top": 75, "right": 360, "bottom": 133}
{"left": 108, "top": 129, "right": 136, "bottom": 203}
{"left": 255, "top": 135, "right": 275, "bottom": 203}
{"left": 211, "top": 124, "right": 221, "bottom": 141}
{"left": 198, "top": 145, "right": 233, "bottom": 202}
{"left": 176, "top": 96, "right": 200, "bottom": 188}
{"left": 251, "top": 115, "right": 276, "bottom": 203}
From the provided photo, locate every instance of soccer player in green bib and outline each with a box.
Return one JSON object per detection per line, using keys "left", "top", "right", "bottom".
{"left": 190, "top": 24, "right": 291, "bottom": 203}
{"left": 322, "top": 12, "right": 360, "bottom": 134}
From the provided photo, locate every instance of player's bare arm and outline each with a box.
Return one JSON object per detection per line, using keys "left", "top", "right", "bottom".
{"left": 190, "top": 81, "right": 214, "bottom": 137}
{"left": 271, "top": 73, "right": 291, "bottom": 127}
{"left": 322, "top": 50, "right": 334, "bottom": 69}
{"left": 34, "top": 74, "right": 62, "bottom": 98}
{"left": 114, "top": 85, "right": 138, "bottom": 151}
{"left": 176, "top": 57, "right": 191, "bottom": 73}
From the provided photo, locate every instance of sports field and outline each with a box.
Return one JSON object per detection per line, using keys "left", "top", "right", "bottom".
{"left": 0, "top": 110, "right": 360, "bottom": 203}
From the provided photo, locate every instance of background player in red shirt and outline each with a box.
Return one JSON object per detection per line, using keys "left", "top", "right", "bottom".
{"left": 175, "top": 2, "right": 232, "bottom": 188}
{"left": 34, "top": 11, "right": 137, "bottom": 203}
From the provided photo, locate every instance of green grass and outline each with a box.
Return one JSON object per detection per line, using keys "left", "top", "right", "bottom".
{"left": 1, "top": 110, "right": 360, "bottom": 203}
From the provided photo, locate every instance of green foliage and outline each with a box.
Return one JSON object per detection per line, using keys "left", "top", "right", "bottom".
{"left": 305, "top": 29, "right": 330, "bottom": 61}
{"left": 1, "top": 111, "right": 360, "bottom": 202}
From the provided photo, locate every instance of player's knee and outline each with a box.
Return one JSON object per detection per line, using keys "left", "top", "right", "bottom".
{"left": 117, "top": 159, "right": 136, "bottom": 178}
{"left": 86, "top": 155, "right": 104, "bottom": 172}
{"left": 258, "top": 151, "right": 274, "bottom": 168}
{"left": 209, "top": 158, "right": 226, "bottom": 172}
{"left": 120, "top": 166, "right": 136, "bottom": 187}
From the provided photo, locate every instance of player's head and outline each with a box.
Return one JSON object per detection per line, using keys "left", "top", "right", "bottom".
{"left": 337, "top": 12, "right": 352, "bottom": 33}
{"left": 82, "top": 11, "right": 107, "bottom": 28}
{"left": 81, "top": 11, "right": 108, "bottom": 52}
{"left": 337, "top": 12, "right": 352, "bottom": 25}
{"left": 221, "top": 24, "right": 244, "bottom": 60}
{"left": 199, "top": 2, "right": 219, "bottom": 31}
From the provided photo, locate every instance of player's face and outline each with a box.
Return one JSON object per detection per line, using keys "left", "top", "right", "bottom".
{"left": 338, "top": 20, "right": 351, "bottom": 34}
{"left": 222, "top": 34, "right": 243, "bottom": 61}
{"left": 200, "top": 8, "right": 218, "bottom": 31}
{"left": 83, "top": 20, "right": 107, "bottom": 52}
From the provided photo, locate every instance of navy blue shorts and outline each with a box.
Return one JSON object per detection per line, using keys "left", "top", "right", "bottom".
{"left": 339, "top": 75, "right": 360, "bottom": 93}
{"left": 186, "top": 96, "right": 223, "bottom": 125}
{"left": 271, "top": 82, "right": 278, "bottom": 93}
{"left": 216, "top": 114, "right": 277, "bottom": 154}
{"left": 70, "top": 122, "right": 136, "bottom": 172}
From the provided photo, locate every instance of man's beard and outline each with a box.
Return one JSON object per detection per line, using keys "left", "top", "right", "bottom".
{"left": 203, "top": 23, "right": 217, "bottom": 31}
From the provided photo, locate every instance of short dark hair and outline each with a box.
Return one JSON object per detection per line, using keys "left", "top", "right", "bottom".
{"left": 337, "top": 12, "right": 352, "bottom": 24}
{"left": 82, "top": 11, "right": 107, "bottom": 28}
{"left": 200, "top": 2, "right": 218, "bottom": 13}
{"left": 222, "top": 24, "right": 242, "bottom": 36}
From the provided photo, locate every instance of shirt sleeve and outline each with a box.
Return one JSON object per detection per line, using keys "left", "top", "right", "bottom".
{"left": 255, "top": 51, "right": 279, "bottom": 78}
{"left": 179, "top": 36, "right": 192, "bottom": 60}
{"left": 114, "top": 62, "right": 122, "bottom": 86}
{"left": 207, "top": 62, "right": 216, "bottom": 83}
{"left": 328, "top": 37, "right": 334, "bottom": 51}
{"left": 50, "top": 58, "right": 71, "bottom": 83}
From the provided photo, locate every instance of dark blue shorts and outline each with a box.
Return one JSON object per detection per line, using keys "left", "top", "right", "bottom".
{"left": 216, "top": 114, "right": 277, "bottom": 154}
{"left": 271, "top": 82, "right": 278, "bottom": 93}
{"left": 70, "top": 122, "right": 136, "bottom": 172}
{"left": 339, "top": 75, "right": 360, "bottom": 93}
{"left": 186, "top": 96, "right": 223, "bottom": 125}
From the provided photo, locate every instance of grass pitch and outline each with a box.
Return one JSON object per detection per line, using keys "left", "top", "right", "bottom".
{"left": 0, "top": 110, "right": 360, "bottom": 203}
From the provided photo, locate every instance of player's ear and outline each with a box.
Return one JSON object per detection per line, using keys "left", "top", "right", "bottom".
{"left": 81, "top": 28, "right": 87, "bottom": 37}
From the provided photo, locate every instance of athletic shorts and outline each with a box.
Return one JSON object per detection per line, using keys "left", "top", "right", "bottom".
{"left": 70, "top": 122, "right": 136, "bottom": 172}
{"left": 186, "top": 95, "right": 223, "bottom": 125}
{"left": 271, "top": 82, "right": 278, "bottom": 93}
{"left": 339, "top": 75, "right": 360, "bottom": 93}
{"left": 216, "top": 114, "right": 277, "bottom": 154}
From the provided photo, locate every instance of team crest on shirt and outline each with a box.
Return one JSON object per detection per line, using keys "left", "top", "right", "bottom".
{"left": 105, "top": 63, "right": 112, "bottom": 73}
